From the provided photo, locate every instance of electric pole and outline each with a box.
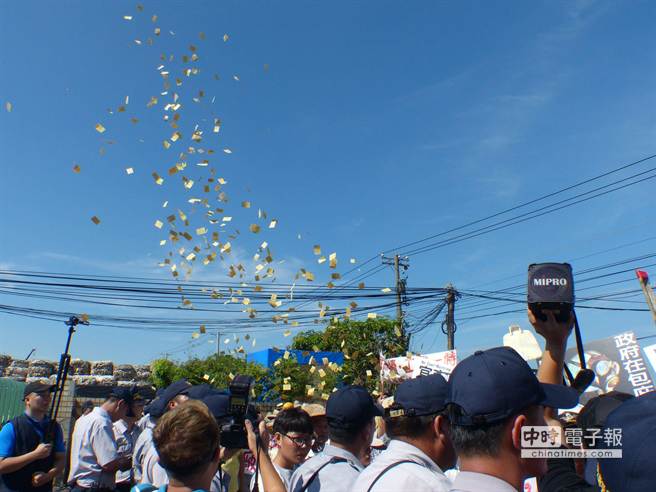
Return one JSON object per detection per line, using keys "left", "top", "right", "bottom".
{"left": 443, "top": 284, "right": 459, "bottom": 350}
{"left": 636, "top": 270, "right": 656, "bottom": 326}
{"left": 216, "top": 330, "right": 221, "bottom": 357}
{"left": 382, "top": 254, "right": 410, "bottom": 338}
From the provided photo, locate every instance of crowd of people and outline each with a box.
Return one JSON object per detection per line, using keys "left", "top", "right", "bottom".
{"left": 0, "top": 308, "right": 654, "bottom": 492}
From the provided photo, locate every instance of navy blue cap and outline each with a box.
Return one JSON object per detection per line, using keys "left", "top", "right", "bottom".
{"left": 187, "top": 384, "right": 214, "bottom": 400}
{"left": 391, "top": 373, "right": 449, "bottom": 418}
{"left": 599, "top": 391, "right": 656, "bottom": 492}
{"left": 326, "top": 385, "right": 383, "bottom": 428}
{"left": 149, "top": 379, "right": 191, "bottom": 418}
{"left": 203, "top": 393, "right": 231, "bottom": 421}
{"left": 448, "top": 347, "right": 578, "bottom": 426}
{"left": 109, "top": 386, "right": 143, "bottom": 405}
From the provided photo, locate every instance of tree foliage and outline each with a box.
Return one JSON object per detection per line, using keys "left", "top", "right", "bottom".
{"left": 268, "top": 355, "right": 340, "bottom": 403}
{"left": 290, "top": 317, "right": 408, "bottom": 394}
{"left": 150, "top": 355, "right": 268, "bottom": 394}
{"left": 149, "top": 318, "right": 406, "bottom": 401}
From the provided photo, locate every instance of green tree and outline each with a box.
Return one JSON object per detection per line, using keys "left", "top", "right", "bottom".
{"left": 290, "top": 317, "right": 408, "bottom": 394}
{"left": 268, "top": 355, "right": 340, "bottom": 403}
{"left": 150, "top": 359, "right": 182, "bottom": 389}
{"left": 149, "top": 355, "right": 269, "bottom": 394}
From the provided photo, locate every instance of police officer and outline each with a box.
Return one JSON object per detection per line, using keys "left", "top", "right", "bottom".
{"left": 132, "top": 379, "right": 190, "bottom": 484}
{"left": 113, "top": 394, "right": 145, "bottom": 491}
{"left": 598, "top": 391, "right": 656, "bottom": 491}
{"left": 67, "top": 387, "right": 138, "bottom": 491}
{"left": 447, "top": 347, "right": 578, "bottom": 492}
{"left": 0, "top": 382, "right": 66, "bottom": 492}
{"left": 289, "top": 385, "right": 382, "bottom": 492}
{"left": 352, "top": 373, "right": 456, "bottom": 492}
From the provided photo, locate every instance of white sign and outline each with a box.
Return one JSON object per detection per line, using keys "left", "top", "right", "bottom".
{"left": 642, "top": 343, "right": 656, "bottom": 376}
{"left": 380, "top": 350, "right": 457, "bottom": 382}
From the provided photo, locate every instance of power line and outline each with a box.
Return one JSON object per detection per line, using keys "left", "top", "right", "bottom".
{"left": 380, "top": 153, "right": 656, "bottom": 256}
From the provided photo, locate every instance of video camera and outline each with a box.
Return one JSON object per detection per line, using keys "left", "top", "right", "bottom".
{"left": 219, "top": 374, "right": 257, "bottom": 449}
{"left": 527, "top": 262, "right": 574, "bottom": 324}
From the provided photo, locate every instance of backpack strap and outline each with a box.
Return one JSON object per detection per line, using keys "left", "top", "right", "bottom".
{"left": 365, "top": 460, "right": 418, "bottom": 492}
{"left": 299, "top": 457, "right": 348, "bottom": 492}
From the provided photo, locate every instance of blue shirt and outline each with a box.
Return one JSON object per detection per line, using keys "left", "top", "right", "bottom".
{"left": 0, "top": 413, "right": 65, "bottom": 457}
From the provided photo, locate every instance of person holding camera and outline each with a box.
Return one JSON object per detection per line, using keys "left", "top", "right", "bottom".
{"left": 289, "top": 385, "right": 382, "bottom": 492}
{"left": 352, "top": 373, "right": 456, "bottom": 492}
{"left": 0, "top": 382, "right": 66, "bottom": 492}
{"left": 131, "top": 400, "right": 285, "bottom": 492}
{"left": 67, "top": 387, "right": 138, "bottom": 491}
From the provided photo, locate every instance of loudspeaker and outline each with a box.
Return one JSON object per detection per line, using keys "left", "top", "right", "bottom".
{"left": 527, "top": 263, "right": 574, "bottom": 323}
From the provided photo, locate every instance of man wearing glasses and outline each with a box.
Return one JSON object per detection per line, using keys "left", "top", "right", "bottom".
{"left": 0, "top": 382, "right": 66, "bottom": 492}
{"left": 251, "top": 407, "right": 314, "bottom": 491}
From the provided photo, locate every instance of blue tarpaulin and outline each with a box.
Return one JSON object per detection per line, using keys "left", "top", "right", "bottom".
{"left": 248, "top": 349, "right": 344, "bottom": 368}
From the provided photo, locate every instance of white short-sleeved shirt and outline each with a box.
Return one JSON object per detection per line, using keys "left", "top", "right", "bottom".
{"left": 138, "top": 445, "right": 229, "bottom": 492}
{"left": 352, "top": 439, "right": 452, "bottom": 492}
{"left": 113, "top": 419, "right": 141, "bottom": 485}
{"left": 132, "top": 423, "right": 156, "bottom": 483}
{"left": 139, "top": 445, "right": 168, "bottom": 487}
{"left": 67, "top": 407, "right": 119, "bottom": 488}
{"left": 289, "top": 444, "right": 363, "bottom": 492}
{"left": 249, "top": 462, "right": 296, "bottom": 491}
{"left": 449, "top": 471, "right": 518, "bottom": 492}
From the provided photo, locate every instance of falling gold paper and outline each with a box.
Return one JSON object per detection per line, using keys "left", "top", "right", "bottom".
{"left": 249, "top": 224, "right": 261, "bottom": 233}
{"left": 368, "top": 313, "right": 377, "bottom": 319}
{"left": 223, "top": 33, "right": 229, "bottom": 42}
{"left": 123, "top": 15, "right": 133, "bottom": 20}
{"left": 73, "top": 164, "right": 81, "bottom": 173}
{"left": 269, "top": 220, "right": 277, "bottom": 229}
{"left": 154, "top": 220, "right": 164, "bottom": 229}
{"left": 95, "top": 123, "right": 106, "bottom": 133}
{"left": 381, "top": 287, "right": 392, "bottom": 293}
{"left": 126, "top": 167, "right": 134, "bottom": 175}
{"left": 241, "top": 201, "right": 251, "bottom": 208}
{"left": 91, "top": 216, "right": 101, "bottom": 225}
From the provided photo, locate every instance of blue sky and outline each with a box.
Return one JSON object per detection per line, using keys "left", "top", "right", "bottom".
{"left": 1, "top": 0, "right": 656, "bottom": 365}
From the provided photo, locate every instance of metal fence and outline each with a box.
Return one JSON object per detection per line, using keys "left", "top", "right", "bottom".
{"left": 0, "top": 378, "right": 25, "bottom": 425}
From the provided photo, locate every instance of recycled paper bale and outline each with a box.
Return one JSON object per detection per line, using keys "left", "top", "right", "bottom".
{"left": 28, "top": 360, "right": 55, "bottom": 378}
{"left": 70, "top": 359, "right": 91, "bottom": 375}
{"left": 114, "top": 364, "right": 137, "bottom": 381}
{"left": 91, "top": 361, "right": 114, "bottom": 376}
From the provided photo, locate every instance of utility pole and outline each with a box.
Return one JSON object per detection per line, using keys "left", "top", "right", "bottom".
{"left": 382, "top": 254, "right": 410, "bottom": 338}
{"left": 444, "top": 284, "right": 458, "bottom": 350}
{"left": 216, "top": 330, "right": 222, "bottom": 357}
{"left": 636, "top": 270, "right": 656, "bottom": 326}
